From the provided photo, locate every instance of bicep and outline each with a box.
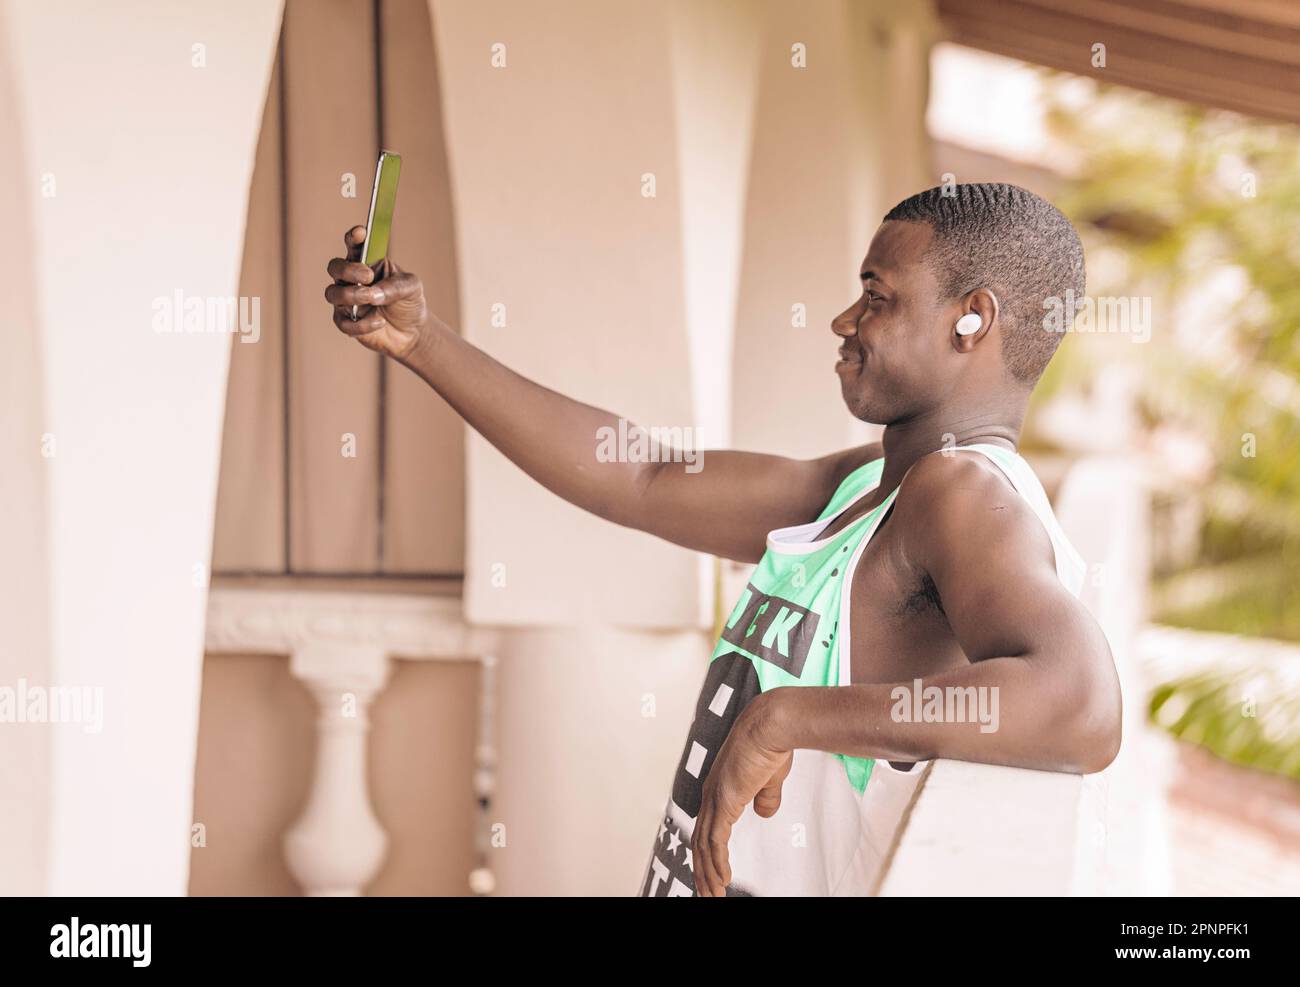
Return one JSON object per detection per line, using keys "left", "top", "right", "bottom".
{"left": 911, "top": 476, "right": 1120, "bottom": 770}
{"left": 911, "top": 462, "right": 1110, "bottom": 685}
{"left": 932, "top": 507, "right": 1073, "bottom": 662}
{"left": 629, "top": 443, "right": 878, "bottom": 563}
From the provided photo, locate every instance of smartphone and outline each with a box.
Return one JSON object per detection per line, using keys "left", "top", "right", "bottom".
{"left": 352, "top": 150, "right": 402, "bottom": 319}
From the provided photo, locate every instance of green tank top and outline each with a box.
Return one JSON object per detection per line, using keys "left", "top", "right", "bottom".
{"left": 711, "top": 456, "right": 897, "bottom": 794}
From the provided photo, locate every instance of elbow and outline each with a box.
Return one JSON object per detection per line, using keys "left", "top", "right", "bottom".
{"left": 1075, "top": 706, "right": 1122, "bottom": 775}
{"left": 604, "top": 459, "right": 662, "bottom": 530}
{"left": 1063, "top": 662, "right": 1123, "bottom": 775}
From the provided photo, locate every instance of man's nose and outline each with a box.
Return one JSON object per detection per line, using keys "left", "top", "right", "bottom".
{"left": 830, "top": 312, "right": 858, "bottom": 338}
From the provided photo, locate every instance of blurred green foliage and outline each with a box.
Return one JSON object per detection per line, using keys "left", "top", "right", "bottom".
{"left": 1040, "top": 78, "right": 1300, "bottom": 779}
{"left": 1042, "top": 78, "right": 1300, "bottom": 641}
{"left": 1149, "top": 667, "right": 1300, "bottom": 781}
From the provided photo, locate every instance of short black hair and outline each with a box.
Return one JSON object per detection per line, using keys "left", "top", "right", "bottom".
{"left": 883, "top": 182, "right": 1085, "bottom": 384}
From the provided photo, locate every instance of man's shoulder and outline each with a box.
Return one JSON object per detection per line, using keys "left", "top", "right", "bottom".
{"left": 897, "top": 447, "right": 1018, "bottom": 507}
{"left": 893, "top": 448, "right": 1051, "bottom": 561}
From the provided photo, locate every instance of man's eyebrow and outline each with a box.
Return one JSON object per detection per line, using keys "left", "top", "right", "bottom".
{"left": 860, "top": 269, "right": 890, "bottom": 287}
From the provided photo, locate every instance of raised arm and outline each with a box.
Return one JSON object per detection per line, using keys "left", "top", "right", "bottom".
{"left": 325, "top": 227, "right": 869, "bottom": 562}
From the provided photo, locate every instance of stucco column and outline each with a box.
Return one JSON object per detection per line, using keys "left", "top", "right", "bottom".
{"left": 0, "top": 0, "right": 284, "bottom": 895}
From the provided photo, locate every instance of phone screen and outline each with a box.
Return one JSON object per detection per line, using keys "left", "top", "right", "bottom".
{"left": 361, "top": 151, "right": 402, "bottom": 267}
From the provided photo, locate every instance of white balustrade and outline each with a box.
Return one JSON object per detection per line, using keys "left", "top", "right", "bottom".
{"left": 204, "top": 588, "right": 499, "bottom": 896}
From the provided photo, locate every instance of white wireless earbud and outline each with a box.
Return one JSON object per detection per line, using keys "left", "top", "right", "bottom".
{"left": 955, "top": 313, "right": 982, "bottom": 336}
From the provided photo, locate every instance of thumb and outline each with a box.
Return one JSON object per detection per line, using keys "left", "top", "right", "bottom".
{"left": 751, "top": 751, "right": 794, "bottom": 818}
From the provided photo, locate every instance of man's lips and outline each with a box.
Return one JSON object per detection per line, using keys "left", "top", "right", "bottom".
{"left": 836, "top": 345, "right": 863, "bottom": 369}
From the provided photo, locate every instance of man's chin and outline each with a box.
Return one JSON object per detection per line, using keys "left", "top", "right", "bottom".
{"left": 839, "top": 384, "right": 885, "bottom": 425}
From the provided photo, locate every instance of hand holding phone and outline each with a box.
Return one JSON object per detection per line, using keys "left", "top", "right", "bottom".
{"left": 326, "top": 151, "right": 431, "bottom": 362}
{"left": 351, "top": 150, "right": 402, "bottom": 319}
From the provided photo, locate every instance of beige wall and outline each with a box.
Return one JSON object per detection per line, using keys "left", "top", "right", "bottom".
{"left": 0, "top": 0, "right": 283, "bottom": 895}
{"left": 213, "top": 52, "right": 287, "bottom": 574}
{"left": 732, "top": 0, "right": 936, "bottom": 459}
{"left": 668, "top": 0, "right": 763, "bottom": 452}
{"left": 431, "top": 0, "right": 707, "bottom": 630}
{"left": 0, "top": 6, "right": 51, "bottom": 896}
{"left": 213, "top": 0, "right": 465, "bottom": 577}
{"left": 188, "top": 654, "right": 313, "bottom": 896}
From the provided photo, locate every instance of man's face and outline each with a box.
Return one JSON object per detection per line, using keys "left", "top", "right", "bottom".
{"left": 831, "top": 220, "right": 953, "bottom": 424}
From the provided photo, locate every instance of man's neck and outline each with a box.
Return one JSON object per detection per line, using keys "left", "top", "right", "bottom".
{"left": 877, "top": 405, "right": 1023, "bottom": 493}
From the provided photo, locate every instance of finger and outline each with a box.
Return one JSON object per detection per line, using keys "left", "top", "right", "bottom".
{"left": 333, "top": 307, "right": 386, "bottom": 336}
{"left": 353, "top": 309, "right": 389, "bottom": 334}
{"left": 699, "top": 802, "right": 731, "bottom": 897}
{"left": 752, "top": 754, "right": 793, "bottom": 818}
{"left": 333, "top": 306, "right": 367, "bottom": 334}
{"left": 752, "top": 782, "right": 784, "bottom": 817}
{"left": 327, "top": 257, "right": 375, "bottom": 285}
{"left": 708, "top": 815, "right": 735, "bottom": 893}
{"left": 367, "top": 270, "right": 421, "bottom": 305}
{"left": 691, "top": 810, "right": 718, "bottom": 897}
{"left": 324, "top": 282, "right": 380, "bottom": 307}
{"left": 344, "top": 225, "right": 367, "bottom": 260}
{"left": 689, "top": 803, "right": 713, "bottom": 896}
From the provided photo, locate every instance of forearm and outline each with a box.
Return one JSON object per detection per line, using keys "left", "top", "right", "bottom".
{"left": 760, "top": 656, "right": 1120, "bottom": 775}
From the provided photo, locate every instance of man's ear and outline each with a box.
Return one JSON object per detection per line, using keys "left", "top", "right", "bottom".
{"left": 952, "top": 288, "right": 999, "bottom": 353}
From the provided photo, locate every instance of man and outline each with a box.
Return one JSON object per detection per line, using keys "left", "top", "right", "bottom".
{"left": 325, "top": 182, "right": 1122, "bottom": 897}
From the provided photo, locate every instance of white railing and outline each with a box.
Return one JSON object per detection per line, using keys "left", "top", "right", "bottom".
{"left": 204, "top": 588, "right": 500, "bottom": 896}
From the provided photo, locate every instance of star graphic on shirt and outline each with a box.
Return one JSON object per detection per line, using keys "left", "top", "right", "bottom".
{"left": 667, "top": 829, "right": 681, "bottom": 854}
{"left": 683, "top": 846, "right": 693, "bottom": 871}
